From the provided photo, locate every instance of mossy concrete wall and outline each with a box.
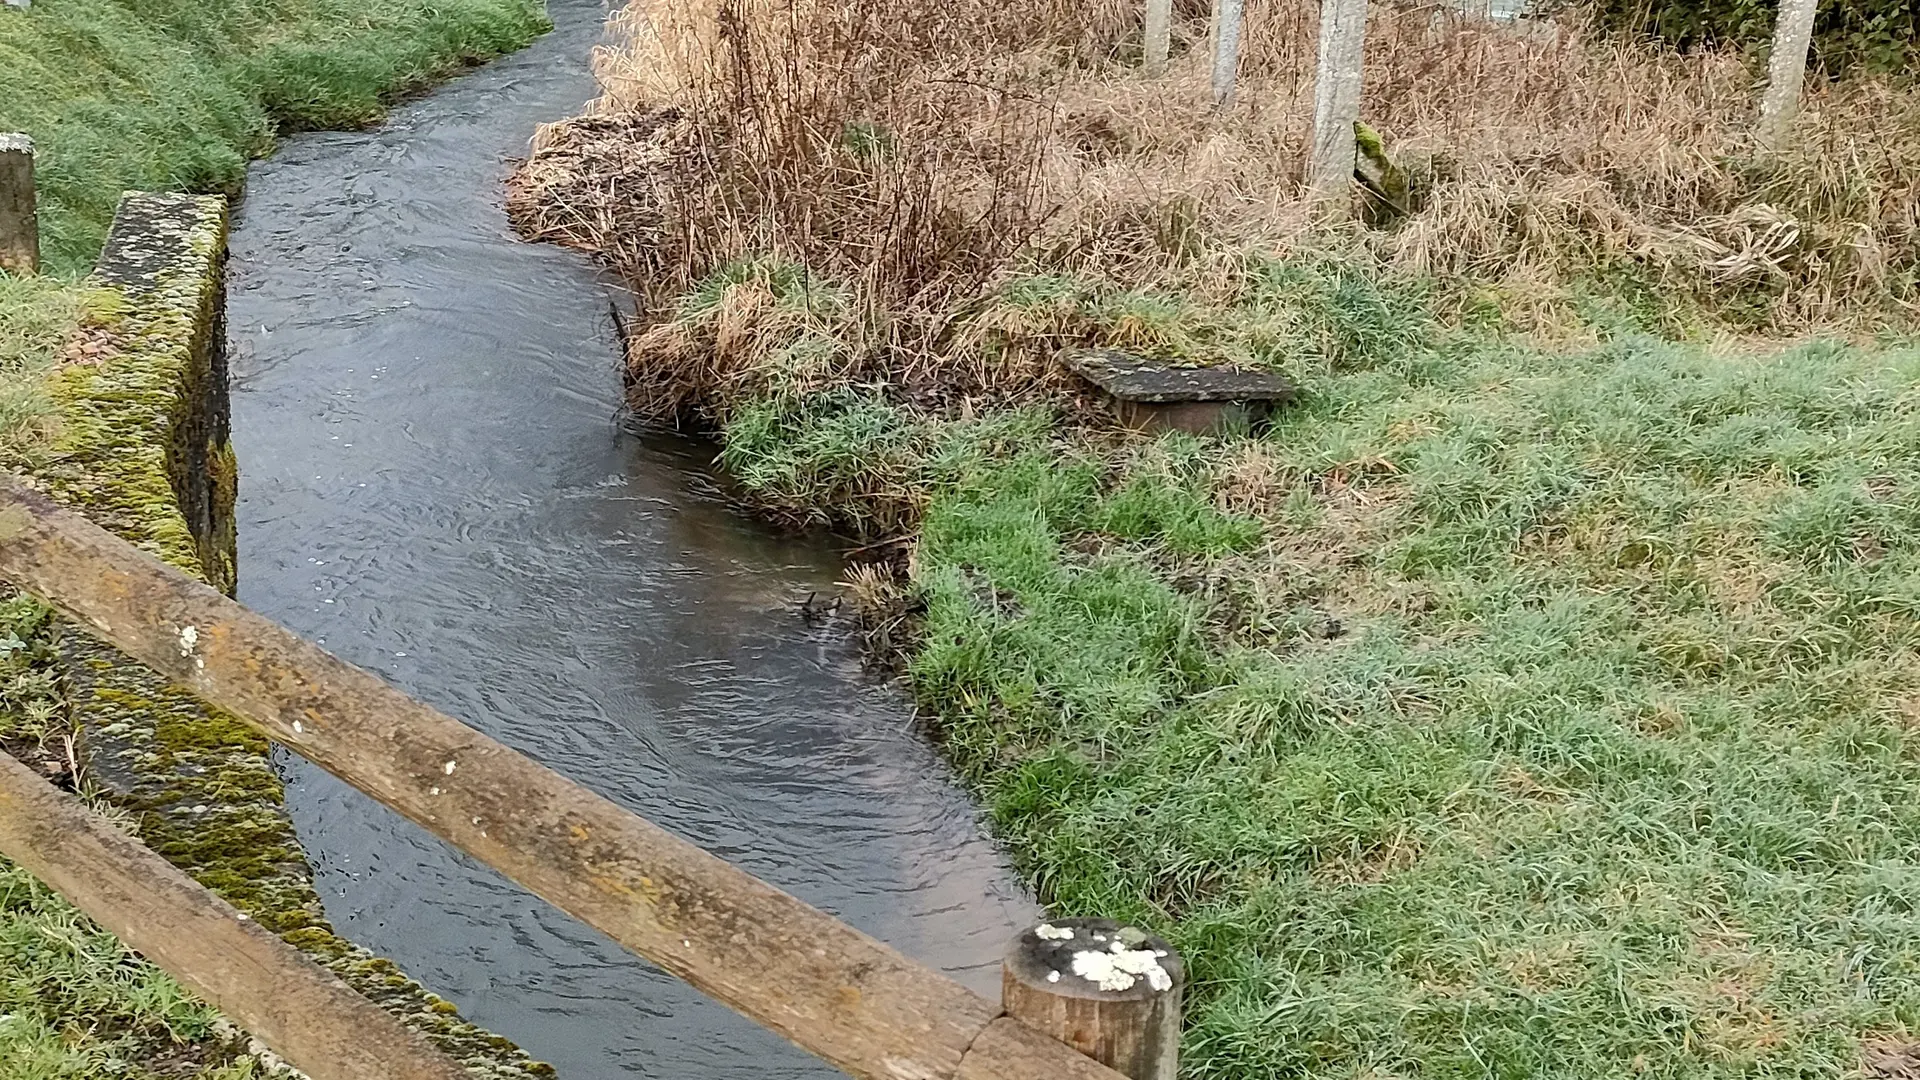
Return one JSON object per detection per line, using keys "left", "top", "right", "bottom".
{"left": 40, "top": 192, "right": 554, "bottom": 1079}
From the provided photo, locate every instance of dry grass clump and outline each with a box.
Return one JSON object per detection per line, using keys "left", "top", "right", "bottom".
{"left": 507, "top": 0, "right": 1920, "bottom": 428}
{"left": 1032, "top": 9, "right": 1918, "bottom": 329}
{"left": 584, "top": 0, "right": 1134, "bottom": 308}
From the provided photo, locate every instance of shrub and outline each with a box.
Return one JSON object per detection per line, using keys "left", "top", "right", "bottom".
{"left": 1588, "top": 0, "right": 1918, "bottom": 72}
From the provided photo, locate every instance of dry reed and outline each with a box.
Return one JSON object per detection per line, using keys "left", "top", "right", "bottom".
{"left": 507, "top": 0, "right": 1920, "bottom": 422}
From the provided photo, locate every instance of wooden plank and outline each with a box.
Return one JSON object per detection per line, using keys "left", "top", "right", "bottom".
{"left": 0, "top": 751, "right": 470, "bottom": 1080}
{"left": 0, "top": 473, "right": 1131, "bottom": 1080}
{"left": 0, "top": 134, "right": 38, "bottom": 275}
{"left": 957, "top": 1017, "right": 1136, "bottom": 1080}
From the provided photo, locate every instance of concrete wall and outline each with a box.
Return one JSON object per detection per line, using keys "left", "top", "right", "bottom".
{"left": 40, "top": 192, "right": 554, "bottom": 1079}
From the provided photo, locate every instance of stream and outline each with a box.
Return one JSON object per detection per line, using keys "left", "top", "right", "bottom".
{"left": 222, "top": 2, "right": 1033, "bottom": 1075}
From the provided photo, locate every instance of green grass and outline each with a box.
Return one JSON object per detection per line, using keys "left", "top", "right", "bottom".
{"left": 0, "top": 0, "right": 549, "bottom": 273}
{"left": 0, "top": 846, "right": 262, "bottom": 1080}
{"left": 0, "top": 275, "right": 98, "bottom": 462}
{"left": 715, "top": 259, "right": 1920, "bottom": 1077}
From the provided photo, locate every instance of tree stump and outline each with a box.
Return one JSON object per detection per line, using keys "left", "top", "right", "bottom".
{"left": 1003, "top": 918, "right": 1184, "bottom": 1080}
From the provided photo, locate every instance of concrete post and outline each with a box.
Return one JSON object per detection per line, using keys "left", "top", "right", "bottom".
{"left": 1307, "top": 0, "right": 1370, "bottom": 203}
{"left": 1209, "top": 0, "right": 1244, "bottom": 105}
{"left": 0, "top": 134, "right": 37, "bottom": 275}
{"left": 1003, "top": 918, "right": 1185, "bottom": 1080}
{"left": 1144, "top": 0, "right": 1173, "bottom": 76}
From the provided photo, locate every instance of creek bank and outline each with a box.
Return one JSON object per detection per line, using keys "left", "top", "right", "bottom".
{"left": 0, "top": 0, "right": 551, "bottom": 273}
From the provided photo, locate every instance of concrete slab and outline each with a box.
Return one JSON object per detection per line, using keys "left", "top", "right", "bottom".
{"left": 1063, "top": 348, "right": 1297, "bottom": 434}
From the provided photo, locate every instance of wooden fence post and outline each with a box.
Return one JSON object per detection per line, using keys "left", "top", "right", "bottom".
{"left": 1002, "top": 918, "right": 1185, "bottom": 1080}
{"left": 1144, "top": 0, "right": 1173, "bottom": 76}
{"left": 1757, "top": 0, "right": 1820, "bottom": 149}
{"left": 0, "top": 134, "right": 37, "bottom": 275}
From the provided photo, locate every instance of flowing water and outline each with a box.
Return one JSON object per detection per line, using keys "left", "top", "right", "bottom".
{"left": 224, "top": 3, "right": 1032, "bottom": 1074}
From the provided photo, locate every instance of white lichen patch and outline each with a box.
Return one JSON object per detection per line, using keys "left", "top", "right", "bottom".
{"left": 1070, "top": 940, "right": 1174, "bottom": 993}
{"left": 443, "top": 759, "right": 457, "bottom": 775}
{"left": 1033, "top": 923, "right": 1075, "bottom": 941}
{"left": 176, "top": 625, "right": 198, "bottom": 656}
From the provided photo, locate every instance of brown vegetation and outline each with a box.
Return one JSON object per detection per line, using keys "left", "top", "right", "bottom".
{"left": 515, "top": 0, "right": 1919, "bottom": 332}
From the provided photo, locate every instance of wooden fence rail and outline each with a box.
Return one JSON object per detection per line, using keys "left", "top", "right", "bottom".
{"left": 0, "top": 753, "right": 472, "bottom": 1080}
{"left": 0, "top": 472, "right": 1131, "bottom": 1080}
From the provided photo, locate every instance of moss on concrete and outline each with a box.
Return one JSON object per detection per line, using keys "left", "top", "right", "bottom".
{"left": 36, "top": 192, "right": 554, "bottom": 1079}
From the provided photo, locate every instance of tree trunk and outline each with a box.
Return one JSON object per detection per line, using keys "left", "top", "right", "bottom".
{"left": 1757, "top": 0, "right": 1819, "bottom": 149}
{"left": 1307, "top": 0, "right": 1369, "bottom": 202}
{"left": 1210, "top": 0, "right": 1244, "bottom": 105}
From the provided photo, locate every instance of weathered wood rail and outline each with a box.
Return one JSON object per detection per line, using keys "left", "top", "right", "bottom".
{"left": 0, "top": 471, "right": 1170, "bottom": 1080}
{"left": 0, "top": 752, "right": 471, "bottom": 1080}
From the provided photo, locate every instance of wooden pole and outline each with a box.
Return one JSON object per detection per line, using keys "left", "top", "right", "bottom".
{"left": 1002, "top": 919, "right": 1184, "bottom": 1080}
{"left": 1209, "top": 0, "right": 1244, "bottom": 105}
{"left": 0, "top": 472, "right": 1133, "bottom": 1080}
{"left": 0, "top": 752, "right": 470, "bottom": 1080}
{"left": 1144, "top": 0, "right": 1173, "bottom": 76}
{"left": 0, "top": 134, "right": 38, "bottom": 275}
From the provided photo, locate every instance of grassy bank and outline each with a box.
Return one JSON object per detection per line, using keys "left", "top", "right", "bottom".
{"left": 2, "top": 0, "right": 547, "bottom": 1074}
{"left": 512, "top": 0, "right": 1920, "bottom": 1074}
{"left": 2, "top": 0, "right": 550, "bottom": 273}
{"left": 655, "top": 270, "right": 1920, "bottom": 1078}
{"left": 0, "top": 0, "right": 550, "bottom": 468}
{"left": 914, "top": 304, "right": 1920, "bottom": 1078}
{"left": 0, "top": 275, "right": 102, "bottom": 467}
{"left": 691, "top": 265, "right": 1920, "bottom": 1076}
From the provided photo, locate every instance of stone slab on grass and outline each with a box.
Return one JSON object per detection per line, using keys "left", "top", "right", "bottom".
{"left": 1063, "top": 348, "right": 1298, "bottom": 434}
